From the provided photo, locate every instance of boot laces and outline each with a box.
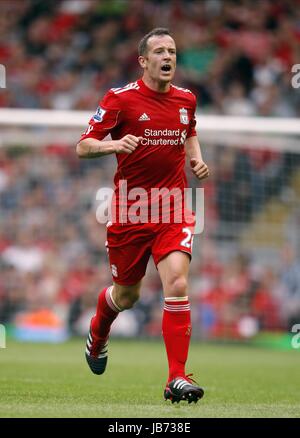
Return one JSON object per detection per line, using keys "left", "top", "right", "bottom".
{"left": 185, "top": 373, "right": 198, "bottom": 385}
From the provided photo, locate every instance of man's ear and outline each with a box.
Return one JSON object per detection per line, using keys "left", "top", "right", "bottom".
{"left": 138, "top": 55, "right": 146, "bottom": 68}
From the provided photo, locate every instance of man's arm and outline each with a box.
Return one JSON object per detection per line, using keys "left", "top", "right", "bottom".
{"left": 76, "top": 135, "right": 142, "bottom": 159}
{"left": 185, "top": 135, "right": 209, "bottom": 180}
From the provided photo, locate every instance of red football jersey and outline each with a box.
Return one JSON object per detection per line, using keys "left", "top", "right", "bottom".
{"left": 80, "top": 78, "right": 197, "bottom": 223}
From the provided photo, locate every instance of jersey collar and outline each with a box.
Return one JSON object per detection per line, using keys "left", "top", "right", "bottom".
{"left": 138, "top": 78, "right": 174, "bottom": 98}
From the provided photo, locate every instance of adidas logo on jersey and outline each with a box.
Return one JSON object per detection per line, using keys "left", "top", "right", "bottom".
{"left": 138, "top": 113, "right": 150, "bottom": 121}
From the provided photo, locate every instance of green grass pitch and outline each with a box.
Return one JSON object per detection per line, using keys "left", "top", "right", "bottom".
{"left": 0, "top": 338, "right": 299, "bottom": 418}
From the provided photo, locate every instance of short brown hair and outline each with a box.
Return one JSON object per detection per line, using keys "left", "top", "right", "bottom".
{"left": 138, "top": 28, "right": 172, "bottom": 56}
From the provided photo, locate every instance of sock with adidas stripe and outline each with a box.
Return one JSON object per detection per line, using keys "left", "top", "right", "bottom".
{"left": 162, "top": 296, "right": 192, "bottom": 382}
{"left": 91, "top": 286, "right": 121, "bottom": 344}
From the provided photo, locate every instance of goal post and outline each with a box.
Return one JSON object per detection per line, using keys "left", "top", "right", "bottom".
{"left": 0, "top": 107, "right": 300, "bottom": 145}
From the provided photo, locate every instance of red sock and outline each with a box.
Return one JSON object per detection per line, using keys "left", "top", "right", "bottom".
{"left": 91, "top": 286, "right": 120, "bottom": 342}
{"left": 162, "top": 297, "right": 191, "bottom": 382}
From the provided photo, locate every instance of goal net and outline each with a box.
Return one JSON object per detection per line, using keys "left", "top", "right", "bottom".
{"left": 0, "top": 108, "right": 299, "bottom": 344}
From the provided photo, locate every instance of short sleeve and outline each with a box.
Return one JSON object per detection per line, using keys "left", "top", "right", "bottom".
{"left": 187, "top": 94, "right": 197, "bottom": 139}
{"left": 80, "top": 90, "right": 121, "bottom": 141}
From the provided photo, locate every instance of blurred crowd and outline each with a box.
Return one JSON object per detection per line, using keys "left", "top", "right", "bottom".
{"left": 1, "top": 0, "right": 300, "bottom": 341}
{"left": 1, "top": 0, "right": 300, "bottom": 116}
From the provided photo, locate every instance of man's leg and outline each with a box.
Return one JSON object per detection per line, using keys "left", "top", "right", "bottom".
{"left": 92, "top": 281, "right": 142, "bottom": 336}
{"left": 157, "top": 251, "right": 204, "bottom": 403}
{"left": 157, "top": 251, "right": 191, "bottom": 381}
{"left": 86, "top": 281, "right": 141, "bottom": 375}
{"left": 86, "top": 220, "right": 151, "bottom": 375}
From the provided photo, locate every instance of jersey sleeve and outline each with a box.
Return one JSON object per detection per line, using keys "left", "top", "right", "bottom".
{"left": 80, "top": 90, "right": 121, "bottom": 141}
{"left": 187, "top": 94, "right": 197, "bottom": 139}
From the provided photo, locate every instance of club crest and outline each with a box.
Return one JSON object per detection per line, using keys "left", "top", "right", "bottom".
{"left": 179, "top": 108, "right": 189, "bottom": 124}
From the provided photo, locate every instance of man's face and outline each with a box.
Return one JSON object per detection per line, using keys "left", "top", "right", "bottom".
{"left": 139, "top": 35, "right": 176, "bottom": 84}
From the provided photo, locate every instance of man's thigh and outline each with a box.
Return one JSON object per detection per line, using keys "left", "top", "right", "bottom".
{"left": 157, "top": 250, "right": 190, "bottom": 296}
{"left": 106, "top": 224, "right": 153, "bottom": 286}
{"left": 152, "top": 220, "right": 195, "bottom": 268}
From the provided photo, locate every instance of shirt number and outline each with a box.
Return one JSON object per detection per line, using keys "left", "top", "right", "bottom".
{"left": 180, "top": 227, "right": 193, "bottom": 248}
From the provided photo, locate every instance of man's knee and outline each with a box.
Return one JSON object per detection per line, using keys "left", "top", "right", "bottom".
{"left": 166, "top": 275, "right": 188, "bottom": 297}
{"left": 113, "top": 284, "right": 141, "bottom": 310}
{"left": 118, "top": 291, "right": 139, "bottom": 309}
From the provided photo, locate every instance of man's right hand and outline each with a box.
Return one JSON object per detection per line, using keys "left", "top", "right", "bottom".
{"left": 114, "top": 135, "right": 143, "bottom": 154}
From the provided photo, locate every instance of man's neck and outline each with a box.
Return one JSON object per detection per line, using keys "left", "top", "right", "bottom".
{"left": 142, "top": 75, "right": 171, "bottom": 93}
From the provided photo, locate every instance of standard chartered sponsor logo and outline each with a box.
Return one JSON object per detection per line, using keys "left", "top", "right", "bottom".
{"left": 144, "top": 129, "right": 180, "bottom": 136}
{"left": 180, "top": 129, "right": 187, "bottom": 145}
{"left": 141, "top": 128, "right": 185, "bottom": 146}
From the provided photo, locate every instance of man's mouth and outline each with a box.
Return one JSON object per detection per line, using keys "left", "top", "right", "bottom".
{"left": 161, "top": 64, "right": 172, "bottom": 72}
